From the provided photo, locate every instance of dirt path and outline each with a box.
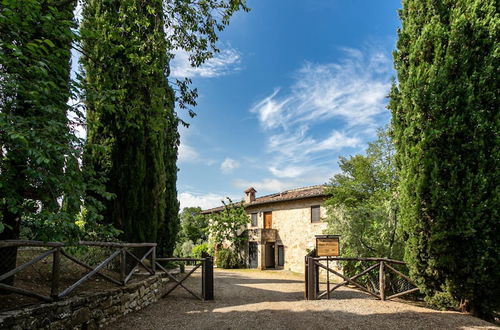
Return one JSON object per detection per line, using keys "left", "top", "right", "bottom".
{"left": 111, "top": 269, "right": 497, "bottom": 329}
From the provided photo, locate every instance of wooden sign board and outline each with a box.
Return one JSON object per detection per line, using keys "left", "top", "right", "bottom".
{"left": 316, "top": 235, "right": 340, "bottom": 257}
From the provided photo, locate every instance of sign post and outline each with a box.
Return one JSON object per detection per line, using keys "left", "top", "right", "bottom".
{"left": 315, "top": 235, "right": 340, "bottom": 257}
{"left": 316, "top": 235, "right": 340, "bottom": 300}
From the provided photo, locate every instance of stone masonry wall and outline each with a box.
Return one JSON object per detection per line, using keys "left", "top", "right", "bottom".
{"left": 0, "top": 274, "right": 171, "bottom": 330}
{"left": 246, "top": 197, "right": 328, "bottom": 273}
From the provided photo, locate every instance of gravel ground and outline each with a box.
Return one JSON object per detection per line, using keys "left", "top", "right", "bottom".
{"left": 111, "top": 268, "right": 498, "bottom": 330}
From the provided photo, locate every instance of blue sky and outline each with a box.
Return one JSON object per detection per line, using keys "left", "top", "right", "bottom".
{"left": 175, "top": 0, "right": 403, "bottom": 210}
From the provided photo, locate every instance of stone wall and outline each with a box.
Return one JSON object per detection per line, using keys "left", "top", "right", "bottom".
{"left": 0, "top": 274, "right": 171, "bottom": 330}
{"left": 246, "top": 197, "right": 328, "bottom": 273}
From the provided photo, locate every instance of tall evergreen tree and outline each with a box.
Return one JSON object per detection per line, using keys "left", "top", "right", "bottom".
{"left": 158, "top": 86, "right": 180, "bottom": 257}
{"left": 0, "top": 0, "right": 79, "bottom": 282}
{"left": 81, "top": 0, "right": 170, "bottom": 243}
{"left": 81, "top": 0, "right": 248, "bottom": 252}
{"left": 389, "top": 0, "right": 499, "bottom": 319}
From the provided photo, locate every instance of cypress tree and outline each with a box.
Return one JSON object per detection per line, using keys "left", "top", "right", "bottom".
{"left": 81, "top": 0, "right": 170, "bottom": 243}
{"left": 0, "top": 0, "right": 78, "bottom": 282}
{"left": 389, "top": 0, "right": 499, "bottom": 319}
{"left": 81, "top": 0, "right": 248, "bottom": 250}
{"left": 157, "top": 86, "right": 180, "bottom": 257}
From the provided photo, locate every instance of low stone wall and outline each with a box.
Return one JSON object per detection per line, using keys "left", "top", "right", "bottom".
{"left": 0, "top": 273, "right": 172, "bottom": 329}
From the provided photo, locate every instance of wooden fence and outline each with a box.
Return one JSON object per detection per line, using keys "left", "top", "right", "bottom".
{"left": 305, "top": 253, "right": 419, "bottom": 301}
{"left": 0, "top": 240, "right": 213, "bottom": 303}
{"left": 155, "top": 256, "right": 213, "bottom": 301}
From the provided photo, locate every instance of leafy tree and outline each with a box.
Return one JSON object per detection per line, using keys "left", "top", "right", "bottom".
{"left": 192, "top": 242, "right": 209, "bottom": 259}
{"left": 389, "top": 0, "right": 499, "bottom": 319}
{"left": 178, "top": 206, "right": 209, "bottom": 243}
{"left": 208, "top": 198, "right": 249, "bottom": 267}
{"left": 174, "top": 240, "right": 195, "bottom": 258}
{"left": 208, "top": 199, "right": 248, "bottom": 248}
{"left": 0, "top": 0, "right": 80, "bottom": 283}
{"left": 324, "top": 128, "right": 403, "bottom": 275}
{"left": 172, "top": 206, "right": 207, "bottom": 258}
{"left": 81, "top": 0, "right": 248, "bottom": 255}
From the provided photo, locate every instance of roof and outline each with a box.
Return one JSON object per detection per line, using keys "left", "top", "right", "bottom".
{"left": 201, "top": 185, "right": 327, "bottom": 214}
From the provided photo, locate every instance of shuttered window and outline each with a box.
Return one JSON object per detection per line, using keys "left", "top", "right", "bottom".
{"left": 278, "top": 245, "right": 284, "bottom": 266}
{"left": 251, "top": 213, "right": 257, "bottom": 227}
{"left": 311, "top": 205, "right": 321, "bottom": 223}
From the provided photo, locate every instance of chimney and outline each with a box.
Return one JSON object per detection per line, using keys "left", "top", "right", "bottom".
{"left": 244, "top": 187, "right": 257, "bottom": 203}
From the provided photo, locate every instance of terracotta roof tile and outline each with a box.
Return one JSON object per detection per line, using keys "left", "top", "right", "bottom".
{"left": 201, "top": 185, "right": 326, "bottom": 214}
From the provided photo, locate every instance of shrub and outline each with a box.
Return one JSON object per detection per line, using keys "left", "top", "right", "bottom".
{"left": 192, "top": 243, "right": 209, "bottom": 259}
{"left": 215, "top": 247, "right": 240, "bottom": 269}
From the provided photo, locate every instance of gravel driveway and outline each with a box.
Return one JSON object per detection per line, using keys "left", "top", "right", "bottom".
{"left": 111, "top": 268, "right": 497, "bottom": 329}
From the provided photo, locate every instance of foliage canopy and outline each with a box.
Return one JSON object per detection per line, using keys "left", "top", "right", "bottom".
{"left": 324, "top": 127, "right": 403, "bottom": 277}
{"left": 389, "top": 0, "right": 499, "bottom": 319}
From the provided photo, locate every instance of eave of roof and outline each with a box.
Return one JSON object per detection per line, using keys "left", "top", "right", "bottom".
{"left": 201, "top": 185, "right": 327, "bottom": 214}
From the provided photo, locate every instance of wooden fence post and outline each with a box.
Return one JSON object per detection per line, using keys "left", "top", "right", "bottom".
{"left": 307, "top": 257, "right": 317, "bottom": 300}
{"left": 315, "top": 259, "right": 320, "bottom": 296}
{"left": 304, "top": 256, "right": 308, "bottom": 299}
{"left": 151, "top": 246, "right": 156, "bottom": 274}
{"left": 120, "top": 249, "right": 126, "bottom": 285}
{"left": 50, "top": 248, "right": 61, "bottom": 298}
{"left": 379, "top": 261, "right": 385, "bottom": 301}
{"left": 202, "top": 257, "right": 214, "bottom": 300}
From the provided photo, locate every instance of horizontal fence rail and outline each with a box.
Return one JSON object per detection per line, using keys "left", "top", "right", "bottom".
{"left": 0, "top": 240, "right": 214, "bottom": 305}
{"left": 305, "top": 254, "right": 419, "bottom": 301}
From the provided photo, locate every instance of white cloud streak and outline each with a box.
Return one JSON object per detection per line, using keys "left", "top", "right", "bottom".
{"left": 178, "top": 143, "right": 199, "bottom": 163}
{"left": 170, "top": 47, "right": 242, "bottom": 79}
{"left": 220, "top": 157, "right": 240, "bottom": 173}
{"left": 251, "top": 48, "right": 391, "bottom": 131}
{"left": 178, "top": 192, "right": 227, "bottom": 210}
{"left": 233, "top": 178, "right": 294, "bottom": 193}
{"left": 245, "top": 47, "right": 393, "bottom": 194}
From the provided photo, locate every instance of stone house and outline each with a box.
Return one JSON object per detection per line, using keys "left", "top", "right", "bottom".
{"left": 202, "top": 185, "right": 328, "bottom": 273}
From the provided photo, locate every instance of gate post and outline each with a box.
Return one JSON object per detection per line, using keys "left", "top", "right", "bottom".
{"left": 307, "top": 256, "right": 317, "bottom": 300}
{"left": 379, "top": 261, "right": 385, "bottom": 301}
{"left": 304, "top": 256, "right": 308, "bottom": 299}
{"left": 151, "top": 246, "right": 156, "bottom": 274}
{"left": 202, "top": 256, "right": 214, "bottom": 300}
{"left": 50, "top": 248, "right": 61, "bottom": 299}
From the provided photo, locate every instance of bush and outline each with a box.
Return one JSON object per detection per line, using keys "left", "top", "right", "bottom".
{"left": 192, "top": 243, "right": 209, "bottom": 259}
{"left": 426, "top": 291, "right": 459, "bottom": 311}
{"left": 215, "top": 247, "right": 240, "bottom": 269}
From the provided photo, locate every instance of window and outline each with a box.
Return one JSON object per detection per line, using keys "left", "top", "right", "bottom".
{"left": 264, "top": 211, "right": 272, "bottom": 229}
{"left": 251, "top": 213, "right": 257, "bottom": 227}
{"left": 311, "top": 205, "right": 321, "bottom": 223}
{"left": 278, "top": 245, "right": 285, "bottom": 266}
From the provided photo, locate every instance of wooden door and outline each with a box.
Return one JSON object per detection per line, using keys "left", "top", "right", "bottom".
{"left": 264, "top": 212, "right": 272, "bottom": 229}
{"left": 265, "top": 243, "right": 275, "bottom": 269}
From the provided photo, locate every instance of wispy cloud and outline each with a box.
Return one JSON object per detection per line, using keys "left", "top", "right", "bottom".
{"left": 170, "top": 47, "right": 242, "bottom": 79}
{"left": 178, "top": 192, "right": 237, "bottom": 210}
{"left": 245, "top": 47, "right": 393, "bottom": 194}
{"left": 220, "top": 157, "right": 240, "bottom": 173}
{"left": 251, "top": 48, "right": 391, "bottom": 131}
{"left": 178, "top": 143, "right": 199, "bottom": 163}
{"left": 233, "top": 178, "right": 294, "bottom": 193}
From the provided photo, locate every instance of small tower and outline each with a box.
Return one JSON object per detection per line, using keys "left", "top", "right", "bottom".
{"left": 244, "top": 187, "right": 257, "bottom": 203}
